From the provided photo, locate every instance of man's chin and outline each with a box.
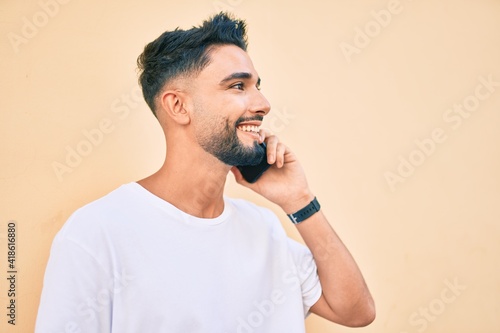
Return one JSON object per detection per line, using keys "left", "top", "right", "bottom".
{"left": 242, "top": 140, "right": 260, "bottom": 150}
{"left": 206, "top": 134, "right": 265, "bottom": 167}
{"left": 236, "top": 142, "right": 265, "bottom": 166}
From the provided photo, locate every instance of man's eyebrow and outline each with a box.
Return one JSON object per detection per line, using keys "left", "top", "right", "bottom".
{"left": 219, "top": 72, "right": 261, "bottom": 86}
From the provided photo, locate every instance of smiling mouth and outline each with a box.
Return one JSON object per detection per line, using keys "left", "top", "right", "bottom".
{"left": 236, "top": 125, "right": 260, "bottom": 133}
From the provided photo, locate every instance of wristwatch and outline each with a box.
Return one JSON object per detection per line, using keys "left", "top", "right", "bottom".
{"left": 287, "top": 197, "right": 321, "bottom": 224}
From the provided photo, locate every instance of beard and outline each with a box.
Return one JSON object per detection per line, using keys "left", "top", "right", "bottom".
{"left": 196, "top": 115, "right": 265, "bottom": 167}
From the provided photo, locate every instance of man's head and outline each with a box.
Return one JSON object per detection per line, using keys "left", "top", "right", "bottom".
{"left": 137, "top": 13, "right": 271, "bottom": 167}
{"left": 137, "top": 12, "right": 248, "bottom": 116}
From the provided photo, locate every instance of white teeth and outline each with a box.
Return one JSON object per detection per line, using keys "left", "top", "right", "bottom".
{"left": 238, "top": 125, "right": 259, "bottom": 133}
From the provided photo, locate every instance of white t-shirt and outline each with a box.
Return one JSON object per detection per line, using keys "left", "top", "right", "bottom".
{"left": 36, "top": 182, "right": 322, "bottom": 333}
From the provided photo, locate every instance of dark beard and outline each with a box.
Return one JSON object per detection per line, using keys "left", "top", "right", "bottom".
{"left": 198, "top": 117, "right": 265, "bottom": 166}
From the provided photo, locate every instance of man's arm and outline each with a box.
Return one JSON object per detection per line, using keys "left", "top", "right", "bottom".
{"left": 231, "top": 131, "right": 375, "bottom": 326}
{"left": 284, "top": 194, "right": 375, "bottom": 326}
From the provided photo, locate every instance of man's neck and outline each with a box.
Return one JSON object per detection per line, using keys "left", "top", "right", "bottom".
{"left": 137, "top": 149, "right": 229, "bottom": 219}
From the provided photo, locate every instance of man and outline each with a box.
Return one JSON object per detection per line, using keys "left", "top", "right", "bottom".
{"left": 36, "top": 13, "right": 375, "bottom": 332}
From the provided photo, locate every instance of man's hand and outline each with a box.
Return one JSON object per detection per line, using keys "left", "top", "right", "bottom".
{"left": 231, "top": 129, "right": 314, "bottom": 214}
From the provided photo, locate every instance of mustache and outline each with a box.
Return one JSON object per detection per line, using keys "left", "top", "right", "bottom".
{"left": 235, "top": 115, "right": 264, "bottom": 126}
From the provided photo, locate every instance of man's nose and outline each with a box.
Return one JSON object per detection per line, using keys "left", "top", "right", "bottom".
{"left": 250, "top": 90, "right": 271, "bottom": 115}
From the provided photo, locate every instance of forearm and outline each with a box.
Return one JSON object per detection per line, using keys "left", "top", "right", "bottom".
{"left": 299, "top": 211, "right": 373, "bottom": 309}
{"left": 282, "top": 195, "right": 375, "bottom": 322}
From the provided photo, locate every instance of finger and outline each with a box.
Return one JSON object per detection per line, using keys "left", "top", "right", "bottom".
{"left": 275, "top": 142, "right": 287, "bottom": 168}
{"left": 264, "top": 134, "right": 279, "bottom": 164}
{"left": 258, "top": 128, "right": 272, "bottom": 144}
{"left": 259, "top": 128, "right": 266, "bottom": 143}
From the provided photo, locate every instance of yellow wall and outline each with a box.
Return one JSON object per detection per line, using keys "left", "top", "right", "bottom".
{"left": 1, "top": 0, "right": 499, "bottom": 332}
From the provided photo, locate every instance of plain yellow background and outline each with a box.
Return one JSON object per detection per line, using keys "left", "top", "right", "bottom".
{"left": 1, "top": 0, "right": 500, "bottom": 332}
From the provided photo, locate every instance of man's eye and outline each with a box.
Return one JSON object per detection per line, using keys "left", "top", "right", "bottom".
{"left": 231, "top": 83, "right": 244, "bottom": 90}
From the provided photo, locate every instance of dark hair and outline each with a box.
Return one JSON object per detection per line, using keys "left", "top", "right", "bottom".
{"left": 137, "top": 12, "right": 248, "bottom": 116}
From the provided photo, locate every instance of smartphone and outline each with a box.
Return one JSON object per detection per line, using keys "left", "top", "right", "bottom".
{"left": 236, "top": 143, "right": 271, "bottom": 183}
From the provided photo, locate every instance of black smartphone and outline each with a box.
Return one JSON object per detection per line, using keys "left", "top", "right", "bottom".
{"left": 236, "top": 143, "right": 271, "bottom": 183}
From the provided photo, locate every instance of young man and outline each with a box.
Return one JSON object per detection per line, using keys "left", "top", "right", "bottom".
{"left": 36, "top": 13, "right": 375, "bottom": 332}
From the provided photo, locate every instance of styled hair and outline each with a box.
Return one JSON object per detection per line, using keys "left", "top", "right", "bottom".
{"left": 137, "top": 12, "right": 248, "bottom": 117}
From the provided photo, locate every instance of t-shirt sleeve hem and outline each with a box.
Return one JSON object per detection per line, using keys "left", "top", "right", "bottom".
{"left": 304, "top": 281, "right": 323, "bottom": 318}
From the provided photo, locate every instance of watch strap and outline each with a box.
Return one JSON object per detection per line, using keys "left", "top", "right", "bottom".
{"left": 287, "top": 197, "right": 320, "bottom": 224}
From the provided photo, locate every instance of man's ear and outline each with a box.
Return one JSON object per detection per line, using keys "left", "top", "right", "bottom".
{"left": 158, "top": 90, "right": 191, "bottom": 125}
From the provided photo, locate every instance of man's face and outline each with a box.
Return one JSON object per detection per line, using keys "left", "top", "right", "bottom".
{"left": 188, "top": 44, "right": 271, "bottom": 166}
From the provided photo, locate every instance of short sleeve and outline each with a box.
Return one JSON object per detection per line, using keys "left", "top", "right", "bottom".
{"left": 287, "top": 238, "right": 323, "bottom": 316}
{"left": 35, "top": 232, "right": 114, "bottom": 333}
